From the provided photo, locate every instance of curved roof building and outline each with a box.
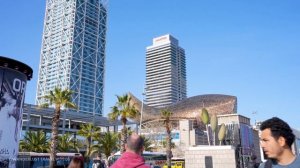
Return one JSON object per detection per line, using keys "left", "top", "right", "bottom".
{"left": 129, "top": 93, "right": 237, "bottom": 123}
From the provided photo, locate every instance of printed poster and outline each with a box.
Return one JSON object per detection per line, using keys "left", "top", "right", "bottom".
{"left": 0, "top": 68, "right": 27, "bottom": 168}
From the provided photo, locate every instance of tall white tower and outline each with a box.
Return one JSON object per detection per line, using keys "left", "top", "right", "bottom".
{"left": 145, "top": 34, "right": 187, "bottom": 108}
{"left": 36, "top": 0, "right": 107, "bottom": 115}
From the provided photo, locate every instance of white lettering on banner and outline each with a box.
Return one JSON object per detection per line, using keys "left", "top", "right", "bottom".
{"left": 13, "top": 78, "right": 26, "bottom": 94}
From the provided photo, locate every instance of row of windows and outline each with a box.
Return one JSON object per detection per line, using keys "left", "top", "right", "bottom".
{"left": 146, "top": 53, "right": 179, "bottom": 66}
{"left": 146, "top": 72, "right": 172, "bottom": 80}
{"left": 146, "top": 65, "right": 172, "bottom": 75}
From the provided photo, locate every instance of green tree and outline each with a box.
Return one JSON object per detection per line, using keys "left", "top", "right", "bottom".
{"left": 77, "top": 123, "right": 101, "bottom": 166}
{"left": 57, "top": 133, "right": 79, "bottom": 152}
{"left": 19, "top": 130, "right": 49, "bottom": 152}
{"left": 40, "top": 87, "right": 76, "bottom": 168}
{"left": 108, "top": 93, "right": 139, "bottom": 153}
{"left": 95, "top": 132, "right": 119, "bottom": 158}
{"left": 161, "top": 109, "right": 173, "bottom": 168}
{"left": 141, "top": 135, "right": 154, "bottom": 152}
{"left": 161, "top": 140, "right": 175, "bottom": 149}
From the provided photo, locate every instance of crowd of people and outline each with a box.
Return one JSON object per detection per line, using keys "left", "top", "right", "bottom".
{"left": 65, "top": 117, "right": 300, "bottom": 168}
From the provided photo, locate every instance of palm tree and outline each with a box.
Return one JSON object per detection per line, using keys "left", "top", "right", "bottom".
{"left": 95, "top": 132, "right": 119, "bottom": 158}
{"left": 77, "top": 123, "right": 101, "bottom": 166}
{"left": 57, "top": 133, "right": 79, "bottom": 152}
{"left": 161, "top": 109, "right": 173, "bottom": 168}
{"left": 40, "top": 87, "right": 76, "bottom": 168}
{"left": 162, "top": 140, "right": 175, "bottom": 149}
{"left": 108, "top": 93, "right": 139, "bottom": 153}
{"left": 19, "top": 130, "right": 49, "bottom": 152}
{"left": 141, "top": 135, "right": 154, "bottom": 152}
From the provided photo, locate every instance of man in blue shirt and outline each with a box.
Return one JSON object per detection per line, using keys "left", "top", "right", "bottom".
{"left": 259, "top": 117, "right": 300, "bottom": 168}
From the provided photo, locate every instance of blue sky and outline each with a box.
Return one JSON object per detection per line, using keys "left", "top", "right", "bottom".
{"left": 1, "top": 1, "right": 300, "bottom": 129}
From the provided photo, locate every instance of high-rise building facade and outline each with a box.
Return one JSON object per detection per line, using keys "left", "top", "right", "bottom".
{"left": 145, "top": 34, "right": 187, "bottom": 108}
{"left": 36, "top": 0, "right": 107, "bottom": 115}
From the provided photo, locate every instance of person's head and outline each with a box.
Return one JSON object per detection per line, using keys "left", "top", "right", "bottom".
{"left": 125, "top": 132, "right": 144, "bottom": 155}
{"left": 68, "top": 157, "right": 84, "bottom": 168}
{"left": 96, "top": 153, "right": 102, "bottom": 159}
{"left": 260, "top": 117, "right": 295, "bottom": 159}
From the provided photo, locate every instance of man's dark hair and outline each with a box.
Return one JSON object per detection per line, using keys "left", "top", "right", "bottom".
{"left": 260, "top": 117, "right": 295, "bottom": 147}
{"left": 126, "top": 133, "right": 144, "bottom": 153}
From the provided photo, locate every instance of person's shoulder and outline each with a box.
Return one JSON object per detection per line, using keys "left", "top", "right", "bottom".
{"left": 294, "top": 156, "right": 300, "bottom": 164}
{"left": 258, "top": 162, "right": 265, "bottom": 168}
{"left": 258, "top": 159, "right": 273, "bottom": 168}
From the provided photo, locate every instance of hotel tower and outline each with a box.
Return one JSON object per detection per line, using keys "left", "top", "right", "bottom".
{"left": 145, "top": 34, "right": 187, "bottom": 108}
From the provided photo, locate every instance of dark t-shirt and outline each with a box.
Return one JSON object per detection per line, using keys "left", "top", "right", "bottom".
{"left": 93, "top": 159, "right": 105, "bottom": 168}
{"left": 259, "top": 156, "right": 300, "bottom": 168}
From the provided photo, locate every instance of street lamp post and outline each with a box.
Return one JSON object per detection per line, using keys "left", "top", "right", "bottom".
{"left": 139, "top": 87, "right": 147, "bottom": 134}
{"left": 139, "top": 93, "right": 145, "bottom": 134}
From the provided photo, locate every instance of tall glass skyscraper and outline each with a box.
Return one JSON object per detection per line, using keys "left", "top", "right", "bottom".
{"left": 36, "top": 0, "right": 107, "bottom": 115}
{"left": 145, "top": 34, "right": 187, "bottom": 108}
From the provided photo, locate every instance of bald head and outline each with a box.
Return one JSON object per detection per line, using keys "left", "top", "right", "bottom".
{"left": 126, "top": 133, "right": 144, "bottom": 154}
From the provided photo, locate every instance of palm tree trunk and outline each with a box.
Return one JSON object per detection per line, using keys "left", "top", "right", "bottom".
{"left": 49, "top": 107, "right": 61, "bottom": 168}
{"left": 120, "top": 121, "right": 127, "bottom": 154}
{"left": 85, "top": 137, "right": 92, "bottom": 167}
